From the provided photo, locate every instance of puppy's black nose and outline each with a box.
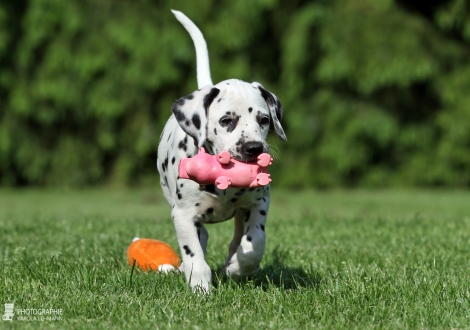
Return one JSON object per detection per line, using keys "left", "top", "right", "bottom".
{"left": 242, "top": 141, "right": 264, "bottom": 158}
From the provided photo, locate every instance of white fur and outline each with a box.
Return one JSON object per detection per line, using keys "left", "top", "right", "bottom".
{"left": 171, "top": 10, "right": 213, "bottom": 88}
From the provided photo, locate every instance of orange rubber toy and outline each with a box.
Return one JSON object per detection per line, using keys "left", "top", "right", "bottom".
{"left": 127, "top": 237, "right": 181, "bottom": 272}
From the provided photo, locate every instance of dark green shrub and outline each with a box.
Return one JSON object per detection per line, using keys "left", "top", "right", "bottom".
{"left": 0, "top": 0, "right": 469, "bottom": 187}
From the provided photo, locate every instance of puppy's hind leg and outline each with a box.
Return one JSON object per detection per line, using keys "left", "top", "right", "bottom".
{"left": 224, "top": 196, "right": 270, "bottom": 280}
{"left": 194, "top": 221, "right": 209, "bottom": 255}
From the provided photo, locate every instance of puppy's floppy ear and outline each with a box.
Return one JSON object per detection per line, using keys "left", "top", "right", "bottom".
{"left": 252, "top": 82, "right": 287, "bottom": 141}
{"left": 171, "top": 85, "right": 220, "bottom": 147}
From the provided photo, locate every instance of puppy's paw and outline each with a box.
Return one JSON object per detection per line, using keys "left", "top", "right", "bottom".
{"left": 187, "top": 263, "right": 212, "bottom": 294}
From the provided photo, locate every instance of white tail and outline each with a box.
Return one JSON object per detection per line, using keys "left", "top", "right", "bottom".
{"left": 171, "top": 10, "right": 213, "bottom": 89}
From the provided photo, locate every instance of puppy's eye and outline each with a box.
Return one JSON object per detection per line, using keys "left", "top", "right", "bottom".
{"left": 219, "top": 117, "right": 233, "bottom": 126}
{"left": 260, "top": 117, "right": 269, "bottom": 126}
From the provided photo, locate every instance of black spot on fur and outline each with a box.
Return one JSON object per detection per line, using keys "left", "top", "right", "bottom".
{"left": 248, "top": 107, "right": 253, "bottom": 113}
{"left": 203, "top": 88, "right": 220, "bottom": 115}
{"left": 247, "top": 236, "right": 252, "bottom": 242}
{"left": 258, "top": 86, "right": 275, "bottom": 107}
{"left": 214, "top": 128, "right": 217, "bottom": 135}
{"left": 231, "top": 198, "right": 237, "bottom": 203}
{"left": 172, "top": 104, "right": 186, "bottom": 122}
{"left": 207, "top": 207, "right": 214, "bottom": 214}
{"left": 260, "top": 224, "right": 265, "bottom": 231}
{"left": 256, "top": 111, "right": 270, "bottom": 128}
{"left": 176, "top": 187, "right": 182, "bottom": 199}
{"left": 184, "top": 93, "right": 194, "bottom": 100}
{"left": 193, "top": 136, "right": 199, "bottom": 147}
{"left": 167, "top": 132, "right": 172, "bottom": 142}
{"left": 192, "top": 114, "right": 201, "bottom": 129}
{"left": 219, "top": 113, "right": 240, "bottom": 133}
{"left": 275, "top": 99, "right": 282, "bottom": 121}
{"left": 235, "top": 188, "right": 246, "bottom": 196}
{"left": 258, "top": 86, "right": 283, "bottom": 121}
{"left": 195, "top": 203, "right": 200, "bottom": 207}
{"left": 180, "top": 183, "right": 184, "bottom": 188}
{"left": 183, "top": 245, "right": 195, "bottom": 257}
{"left": 194, "top": 221, "right": 202, "bottom": 228}
{"left": 262, "top": 197, "right": 266, "bottom": 202}
{"left": 174, "top": 97, "right": 186, "bottom": 107}
{"left": 218, "top": 98, "right": 222, "bottom": 102}
{"left": 200, "top": 184, "right": 218, "bottom": 195}
{"left": 185, "top": 119, "right": 190, "bottom": 126}
{"left": 171, "top": 157, "right": 175, "bottom": 165}
{"left": 178, "top": 138, "right": 188, "bottom": 152}
{"left": 246, "top": 226, "right": 250, "bottom": 233}
{"left": 260, "top": 210, "right": 266, "bottom": 216}
{"left": 245, "top": 211, "right": 251, "bottom": 222}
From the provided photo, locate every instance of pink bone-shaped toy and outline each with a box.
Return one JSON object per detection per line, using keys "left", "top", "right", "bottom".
{"left": 178, "top": 148, "right": 273, "bottom": 189}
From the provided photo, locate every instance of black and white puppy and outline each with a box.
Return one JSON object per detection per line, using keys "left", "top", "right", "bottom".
{"left": 157, "top": 10, "right": 287, "bottom": 292}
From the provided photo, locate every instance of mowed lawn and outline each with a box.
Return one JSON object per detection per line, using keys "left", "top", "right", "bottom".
{"left": 0, "top": 188, "right": 469, "bottom": 329}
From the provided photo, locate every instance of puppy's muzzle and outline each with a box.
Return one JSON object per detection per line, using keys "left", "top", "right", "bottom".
{"left": 241, "top": 141, "right": 265, "bottom": 161}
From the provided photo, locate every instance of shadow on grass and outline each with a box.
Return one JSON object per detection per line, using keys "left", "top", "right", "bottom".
{"left": 214, "top": 246, "right": 322, "bottom": 291}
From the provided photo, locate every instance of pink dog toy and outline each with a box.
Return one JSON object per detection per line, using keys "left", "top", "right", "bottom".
{"left": 179, "top": 148, "right": 273, "bottom": 189}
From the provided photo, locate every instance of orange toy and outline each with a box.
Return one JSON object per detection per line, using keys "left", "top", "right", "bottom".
{"left": 127, "top": 237, "right": 181, "bottom": 272}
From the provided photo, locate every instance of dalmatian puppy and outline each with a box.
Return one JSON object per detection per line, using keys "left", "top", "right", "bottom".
{"left": 157, "top": 10, "right": 287, "bottom": 292}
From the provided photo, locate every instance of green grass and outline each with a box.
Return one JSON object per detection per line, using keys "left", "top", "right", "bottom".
{"left": 1, "top": 188, "right": 469, "bottom": 329}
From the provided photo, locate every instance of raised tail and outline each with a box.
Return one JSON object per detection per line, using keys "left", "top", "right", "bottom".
{"left": 171, "top": 10, "right": 213, "bottom": 88}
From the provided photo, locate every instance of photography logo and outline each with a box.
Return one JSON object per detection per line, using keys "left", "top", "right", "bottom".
{"left": 2, "top": 303, "right": 14, "bottom": 321}
{"left": 2, "top": 303, "right": 63, "bottom": 322}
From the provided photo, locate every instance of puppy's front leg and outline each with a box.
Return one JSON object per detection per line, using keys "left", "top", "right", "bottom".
{"left": 172, "top": 207, "right": 211, "bottom": 292}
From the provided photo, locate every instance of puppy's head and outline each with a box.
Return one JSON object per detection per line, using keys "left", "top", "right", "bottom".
{"left": 172, "top": 79, "right": 286, "bottom": 162}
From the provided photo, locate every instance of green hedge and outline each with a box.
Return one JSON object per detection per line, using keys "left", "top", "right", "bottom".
{"left": 0, "top": 0, "right": 469, "bottom": 187}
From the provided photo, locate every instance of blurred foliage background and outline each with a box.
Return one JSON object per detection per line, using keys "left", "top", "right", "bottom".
{"left": 0, "top": 0, "right": 469, "bottom": 188}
